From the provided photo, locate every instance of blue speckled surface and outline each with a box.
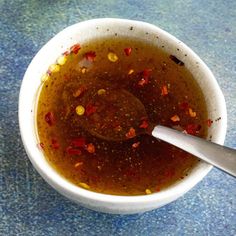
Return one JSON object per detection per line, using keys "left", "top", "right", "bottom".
{"left": 0, "top": 0, "right": 236, "bottom": 235}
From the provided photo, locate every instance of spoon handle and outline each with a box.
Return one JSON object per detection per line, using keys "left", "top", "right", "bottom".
{"left": 152, "top": 125, "right": 236, "bottom": 177}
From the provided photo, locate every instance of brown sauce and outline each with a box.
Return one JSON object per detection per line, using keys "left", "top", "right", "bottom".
{"left": 36, "top": 37, "right": 208, "bottom": 195}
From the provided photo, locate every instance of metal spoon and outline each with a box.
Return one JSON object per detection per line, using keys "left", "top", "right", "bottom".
{"left": 78, "top": 88, "right": 236, "bottom": 177}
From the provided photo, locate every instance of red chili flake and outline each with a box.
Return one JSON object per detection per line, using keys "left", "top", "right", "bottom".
{"left": 84, "top": 51, "right": 96, "bottom": 61}
{"left": 132, "top": 141, "right": 140, "bottom": 149}
{"left": 66, "top": 146, "right": 82, "bottom": 155}
{"left": 179, "top": 102, "right": 189, "bottom": 110}
{"left": 62, "top": 51, "right": 69, "bottom": 56}
{"left": 73, "top": 86, "right": 86, "bottom": 98}
{"left": 125, "top": 127, "right": 136, "bottom": 139}
{"left": 124, "top": 47, "right": 132, "bottom": 56}
{"left": 85, "top": 103, "right": 97, "bottom": 116}
{"left": 45, "top": 112, "right": 55, "bottom": 126}
{"left": 143, "top": 68, "right": 152, "bottom": 79}
{"left": 51, "top": 138, "right": 60, "bottom": 149}
{"left": 138, "top": 69, "right": 152, "bottom": 86}
{"left": 161, "top": 85, "right": 168, "bottom": 96}
{"left": 185, "top": 124, "right": 201, "bottom": 135}
{"left": 139, "top": 120, "right": 149, "bottom": 129}
{"left": 70, "top": 43, "right": 81, "bottom": 54}
{"left": 86, "top": 143, "right": 95, "bottom": 154}
{"left": 37, "top": 142, "right": 44, "bottom": 150}
{"left": 156, "top": 187, "right": 161, "bottom": 192}
{"left": 170, "top": 115, "right": 180, "bottom": 122}
{"left": 71, "top": 138, "right": 86, "bottom": 148}
{"left": 206, "top": 119, "right": 213, "bottom": 127}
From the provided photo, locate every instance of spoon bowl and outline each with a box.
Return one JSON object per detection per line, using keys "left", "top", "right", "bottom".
{"left": 77, "top": 88, "right": 149, "bottom": 141}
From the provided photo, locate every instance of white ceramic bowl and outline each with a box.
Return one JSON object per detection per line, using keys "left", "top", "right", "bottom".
{"left": 19, "top": 18, "right": 227, "bottom": 214}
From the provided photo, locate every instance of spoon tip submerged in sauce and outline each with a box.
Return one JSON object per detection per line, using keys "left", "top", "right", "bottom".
{"left": 76, "top": 88, "right": 150, "bottom": 141}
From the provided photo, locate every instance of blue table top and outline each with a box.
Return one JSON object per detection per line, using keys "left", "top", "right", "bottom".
{"left": 1, "top": 0, "right": 236, "bottom": 235}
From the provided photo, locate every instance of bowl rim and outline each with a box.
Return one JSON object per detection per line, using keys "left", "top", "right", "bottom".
{"left": 19, "top": 18, "right": 227, "bottom": 205}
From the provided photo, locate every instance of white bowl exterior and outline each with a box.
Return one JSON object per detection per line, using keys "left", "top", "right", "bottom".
{"left": 19, "top": 19, "right": 227, "bottom": 214}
